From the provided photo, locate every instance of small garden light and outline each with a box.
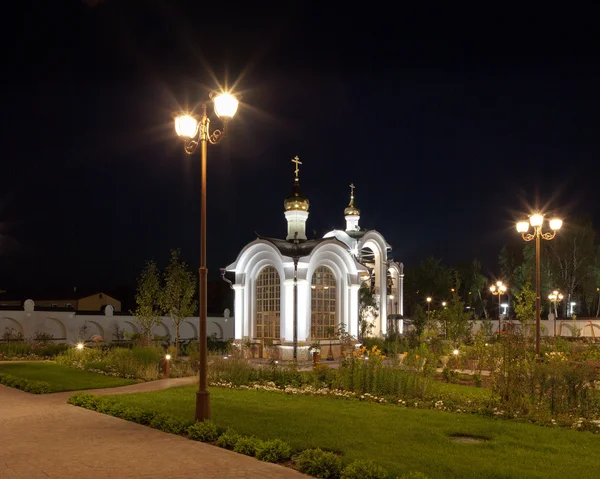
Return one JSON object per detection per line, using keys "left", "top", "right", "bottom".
{"left": 452, "top": 349, "right": 459, "bottom": 356}
{"left": 76, "top": 343, "right": 84, "bottom": 350}
{"left": 165, "top": 354, "right": 171, "bottom": 361}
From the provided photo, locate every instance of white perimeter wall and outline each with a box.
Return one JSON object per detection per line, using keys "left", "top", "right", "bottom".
{"left": 0, "top": 308, "right": 234, "bottom": 344}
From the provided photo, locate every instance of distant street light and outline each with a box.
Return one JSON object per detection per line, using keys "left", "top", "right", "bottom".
{"left": 490, "top": 281, "right": 507, "bottom": 334}
{"left": 175, "top": 91, "right": 239, "bottom": 422}
{"left": 548, "top": 290, "right": 564, "bottom": 337}
{"left": 516, "top": 213, "right": 563, "bottom": 356}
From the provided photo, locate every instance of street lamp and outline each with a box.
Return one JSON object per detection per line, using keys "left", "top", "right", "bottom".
{"left": 516, "top": 212, "right": 563, "bottom": 355}
{"left": 175, "top": 91, "right": 239, "bottom": 422}
{"left": 489, "top": 281, "right": 507, "bottom": 334}
{"left": 548, "top": 290, "right": 563, "bottom": 337}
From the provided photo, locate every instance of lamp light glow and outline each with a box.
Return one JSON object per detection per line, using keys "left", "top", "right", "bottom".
{"left": 499, "top": 284, "right": 507, "bottom": 292}
{"left": 452, "top": 349, "right": 459, "bottom": 356}
{"left": 175, "top": 115, "right": 199, "bottom": 138}
{"left": 426, "top": 297, "right": 432, "bottom": 302}
{"left": 529, "top": 213, "right": 544, "bottom": 227}
{"left": 76, "top": 343, "right": 84, "bottom": 350}
{"left": 442, "top": 301, "right": 447, "bottom": 307}
{"left": 165, "top": 354, "right": 171, "bottom": 361}
{"left": 516, "top": 221, "right": 529, "bottom": 233}
{"left": 549, "top": 218, "right": 563, "bottom": 231}
{"left": 490, "top": 285, "right": 496, "bottom": 293}
{"left": 213, "top": 93, "right": 239, "bottom": 119}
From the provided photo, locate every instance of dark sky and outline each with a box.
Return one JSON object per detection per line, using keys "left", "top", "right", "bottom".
{"left": 2, "top": 1, "right": 600, "bottom": 295}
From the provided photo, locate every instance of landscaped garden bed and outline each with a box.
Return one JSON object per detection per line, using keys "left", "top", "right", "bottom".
{"left": 0, "top": 362, "right": 137, "bottom": 393}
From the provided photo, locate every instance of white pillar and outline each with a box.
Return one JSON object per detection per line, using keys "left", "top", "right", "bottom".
{"left": 233, "top": 284, "right": 244, "bottom": 340}
{"left": 349, "top": 284, "right": 360, "bottom": 337}
{"left": 399, "top": 263, "right": 404, "bottom": 316}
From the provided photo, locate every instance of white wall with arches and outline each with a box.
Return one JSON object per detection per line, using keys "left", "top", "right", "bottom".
{"left": 0, "top": 303, "right": 232, "bottom": 344}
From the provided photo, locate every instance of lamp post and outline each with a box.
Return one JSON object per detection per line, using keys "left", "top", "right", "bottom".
{"left": 489, "top": 281, "right": 507, "bottom": 334}
{"left": 516, "top": 213, "right": 563, "bottom": 356}
{"left": 175, "top": 91, "right": 239, "bottom": 421}
{"left": 548, "top": 290, "right": 563, "bottom": 337}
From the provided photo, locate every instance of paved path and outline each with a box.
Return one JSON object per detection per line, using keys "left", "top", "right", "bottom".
{"left": 0, "top": 378, "right": 307, "bottom": 478}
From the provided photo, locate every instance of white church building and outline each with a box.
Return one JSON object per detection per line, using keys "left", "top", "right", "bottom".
{"left": 225, "top": 157, "right": 403, "bottom": 359}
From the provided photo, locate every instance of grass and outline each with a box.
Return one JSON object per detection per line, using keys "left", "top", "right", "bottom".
{"left": 432, "top": 381, "right": 492, "bottom": 400}
{"left": 100, "top": 385, "right": 600, "bottom": 479}
{"left": 0, "top": 362, "right": 137, "bottom": 392}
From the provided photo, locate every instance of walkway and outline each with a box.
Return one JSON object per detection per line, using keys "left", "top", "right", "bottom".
{"left": 0, "top": 378, "right": 307, "bottom": 478}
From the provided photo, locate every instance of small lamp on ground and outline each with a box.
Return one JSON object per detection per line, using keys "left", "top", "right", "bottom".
{"left": 163, "top": 354, "right": 171, "bottom": 378}
{"left": 76, "top": 342, "right": 85, "bottom": 350}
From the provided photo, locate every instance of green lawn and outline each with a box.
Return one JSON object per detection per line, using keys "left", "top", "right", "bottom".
{"left": 100, "top": 386, "right": 600, "bottom": 479}
{"left": 0, "top": 362, "right": 137, "bottom": 392}
{"left": 432, "top": 381, "right": 492, "bottom": 400}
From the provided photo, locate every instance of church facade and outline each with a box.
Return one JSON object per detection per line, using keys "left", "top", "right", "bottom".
{"left": 224, "top": 157, "right": 404, "bottom": 359}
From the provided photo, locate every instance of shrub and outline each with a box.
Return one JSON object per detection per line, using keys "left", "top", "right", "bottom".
{"left": 216, "top": 428, "right": 241, "bottom": 449}
{"left": 150, "top": 414, "right": 189, "bottom": 435}
{"left": 187, "top": 420, "right": 219, "bottom": 442}
{"left": 0, "top": 372, "right": 51, "bottom": 394}
{"left": 341, "top": 460, "right": 388, "bottom": 479}
{"left": 255, "top": 439, "right": 292, "bottom": 463}
{"left": 398, "top": 473, "right": 431, "bottom": 479}
{"left": 233, "top": 436, "right": 264, "bottom": 457}
{"left": 294, "top": 448, "right": 343, "bottom": 479}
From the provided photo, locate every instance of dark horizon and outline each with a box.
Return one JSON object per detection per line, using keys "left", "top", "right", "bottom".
{"left": 2, "top": 1, "right": 600, "bottom": 297}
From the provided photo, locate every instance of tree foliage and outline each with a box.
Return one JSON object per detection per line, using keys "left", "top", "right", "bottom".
{"left": 161, "top": 249, "right": 197, "bottom": 358}
{"left": 514, "top": 281, "right": 536, "bottom": 335}
{"left": 404, "top": 257, "right": 454, "bottom": 313}
{"left": 439, "top": 274, "right": 472, "bottom": 345}
{"left": 133, "top": 260, "right": 163, "bottom": 346}
{"left": 359, "top": 282, "right": 378, "bottom": 339}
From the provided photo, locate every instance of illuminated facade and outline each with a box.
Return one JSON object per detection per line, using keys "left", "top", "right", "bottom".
{"left": 224, "top": 157, "right": 403, "bottom": 358}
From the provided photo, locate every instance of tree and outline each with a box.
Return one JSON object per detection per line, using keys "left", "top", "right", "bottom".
{"left": 404, "top": 257, "right": 454, "bottom": 313}
{"left": 546, "top": 219, "right": 596, "bottom": 316}
{"left": 457, "top": 259, "right": 489, "bottom": 318}
{"left": 161, "top": 249, "right": 197, "bottom": 358}
{"left": 359, "top": 282, "right": 378, "bottom": 339}
{"left": 133, "top": 260, "right": 163, "bottom": 346}
{"left": 439, "top": 274, "right": 471, "bottom": 345}
{"left": 514, "top": 281, "right": 536, "bottom": 337}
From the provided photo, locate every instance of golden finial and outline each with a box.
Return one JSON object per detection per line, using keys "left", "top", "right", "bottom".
{"left": 291, "top": 155, "right": 302, "bottom": 181}
{"left": 344, "top": 182, "right": 360, "bottom": 216}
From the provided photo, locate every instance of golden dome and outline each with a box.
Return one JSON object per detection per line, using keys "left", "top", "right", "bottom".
{"left": 344, "top": 183, "right": 360, "bottom": 216}
{"left": 284, "top": 180, "right": 309, "bottom": 212}
{"left": 344, "top": 205, "right": 360, "bottom": 216}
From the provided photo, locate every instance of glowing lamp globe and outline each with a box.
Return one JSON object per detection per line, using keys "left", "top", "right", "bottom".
{"left": 165, "top": 354, "right": 171, "bottom": 361}
{"left": 175, "top": 115, "right": 199, "bottom": 138}
{"left": 214, "top": 93, "right": 239, "bottom": 119}
{"left": 549, "top": 218, "right": 563, "bottom": 231}
{"left": 426, "top": 297, "right": 432, "bottom": 303}
{"left": 499, "top": 285, "right": 507, "bottom": 293}
{"left": 490, "top": 285, "right": 496, "bottom": 293}
{"left": 452, "top": 349, "right": 459, "bottom": 356}
{"left": 516, "top": 221, "right": 529, "bottom": 233}
{"left": 529, "top": 213, "right": 544, "bottom": 227}
{"left": 76, "top": 343, "right": 84, "bottom": 350}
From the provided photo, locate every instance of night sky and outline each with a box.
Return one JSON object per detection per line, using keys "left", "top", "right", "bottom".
{"left": 2, "top": 1, "right": 600, "bottom": 297}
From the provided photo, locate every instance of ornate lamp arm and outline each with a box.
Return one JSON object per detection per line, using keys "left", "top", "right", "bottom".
{"left": 183, "top": 104, "right": 229, "bottom": 154}
{"left": 521, "top": 232, "right": 535, "bottom": 241}
{"left": 541, "top": 231, "right": 557, "bottom": 241}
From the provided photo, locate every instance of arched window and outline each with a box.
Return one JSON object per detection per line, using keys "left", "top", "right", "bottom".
{"left": 311, "top": 266, "right": 337, "bottom": 339}
{"left": 255, "top": 266, "right": 280, "bottom": 339}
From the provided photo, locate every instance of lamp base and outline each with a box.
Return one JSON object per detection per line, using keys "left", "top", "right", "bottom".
{"left": 195, "top": 389, "right": 211, "bottom": 422}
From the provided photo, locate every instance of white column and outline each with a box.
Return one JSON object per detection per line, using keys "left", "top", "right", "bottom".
{"left": 349, "top": 284, "right": 360, "bottom": 337}
{"left": 399, "top": 265, "right": 404, "bottom": 316}
{"left": 283, "top": 278, "right": 294, "bottom": 342}
{"left": 233, "top": 284, "right": 244, "bottom": 340}
{"left": 380, "top": 262, "right": 387, "bottom": 335}
{"left": 297, "top": 279, "right": 310, "bottom": 341}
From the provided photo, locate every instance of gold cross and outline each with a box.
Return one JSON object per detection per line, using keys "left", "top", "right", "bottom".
{"left": 292, "top": 155, "right": 302, "bottom": 179}
{"left": 349, "top": 183, "right": 355, "bottom": 196}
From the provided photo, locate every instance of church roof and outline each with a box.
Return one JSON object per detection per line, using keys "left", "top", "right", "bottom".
{"left": 257, "top": 235, "right": 346, "bottom": 258}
